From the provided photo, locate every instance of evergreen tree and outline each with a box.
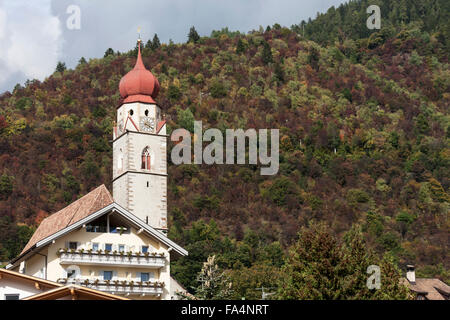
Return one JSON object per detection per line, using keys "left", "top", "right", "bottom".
{"left": 308, "top": 47, "right": 320, "bottom": 71}
{"left": 278, "top": 222, "right": 412, "bottom": 300}
{"left": 372, "top": 254, "right": 413, "bottom": 300}
{"left": 152, "top": 33, "right": 161, "bottom": 50}
{"left": 278, "top": 222, "right": 342, "bottom": 299}
{"left": 145, "top": 39, "right": 153, "bottom": 49}
{"left": 147, "top": 34, "right": 161, "bottom": 50}
{"left": 188, "top": 26, "right": 200, "bottom": 43}
{"left": 0, "top": 174, "right": 13, "bottom": 200}
{"left": 339, "top": 225, "right": 374, "bottom": 299}
{"left": 261, "top": 41, "right": 273, "bottom": 65}
{"left": 56, "top": 61, "right": 66, "bottom": 73}
{"left": 104, "top": 48, "right": 114, "bottom": 57}
{"left": 78, "top": 57, "right": 87, "bottom": 65}
{"left": 273, "top": 62, "right": 284, "bottom": 84}
{"left": 236, "top": 38, "right": 246, "bottom": 54}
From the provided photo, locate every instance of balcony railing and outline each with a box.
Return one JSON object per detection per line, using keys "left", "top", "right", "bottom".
{"left": 57, "top": 249, "right": 166, "bottom": 268}
{"left": 58, "top": 278, "right": 164, "bottom": 296}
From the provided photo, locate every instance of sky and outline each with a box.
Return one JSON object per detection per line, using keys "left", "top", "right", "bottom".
{"left": 0, "top": 0, "right": 348, "bottom": 93}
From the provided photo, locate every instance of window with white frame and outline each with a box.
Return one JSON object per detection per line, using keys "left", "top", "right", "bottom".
{"left": 139, "top": 272, "right": 155, "bottom": 282}
{"left": 140, "top": 272, "right": 150, "bottom": 282}
{"left": 103, "top": 271, "right": 113, "bottom": 281}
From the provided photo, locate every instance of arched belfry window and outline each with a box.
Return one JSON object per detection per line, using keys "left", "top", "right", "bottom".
{"left": 141, "top": 147, "right": 151, "bottom": 170}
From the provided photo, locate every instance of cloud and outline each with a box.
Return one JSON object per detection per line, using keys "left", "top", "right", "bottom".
{"left": 1, "top": 0, "right": 347, "bottom": 93}
{"left": 0, "top": 0, "right": 62, "bottom": 92}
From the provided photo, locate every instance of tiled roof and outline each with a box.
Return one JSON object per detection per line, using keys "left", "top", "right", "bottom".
{"left": 403, "top": 278, "right": 450, "bottom": 300}
{"left": 21, "top": 185, "right": 114, "bottom": 255}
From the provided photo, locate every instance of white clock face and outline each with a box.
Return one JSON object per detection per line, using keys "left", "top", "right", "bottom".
{"left": 140, "top": 117, "right": 155, "bottom": 132}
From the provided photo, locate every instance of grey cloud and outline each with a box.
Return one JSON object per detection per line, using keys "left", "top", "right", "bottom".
{"left": 1, "top": 0, "right": 347, "bottom": 93}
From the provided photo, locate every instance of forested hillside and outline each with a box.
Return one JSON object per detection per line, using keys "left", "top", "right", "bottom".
{"left": 0, "top": 0, "right": 448, "bottom": 295}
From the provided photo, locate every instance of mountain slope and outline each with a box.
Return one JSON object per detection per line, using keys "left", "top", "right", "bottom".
{"left": 0, "top": 0, "right": 448, "bottom": 287}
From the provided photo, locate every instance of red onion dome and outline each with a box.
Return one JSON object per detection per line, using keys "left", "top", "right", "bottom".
{"left": 119, "top": 41, "right": 160, "bottom": 104}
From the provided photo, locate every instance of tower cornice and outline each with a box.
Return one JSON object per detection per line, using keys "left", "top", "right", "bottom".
{"left": 112, "top": 170, "right": 168, "bottom": 184}
{"left": 113, "top": 129, "right": 168, "bottom": 144}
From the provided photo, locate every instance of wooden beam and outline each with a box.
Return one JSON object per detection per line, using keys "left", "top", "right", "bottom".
{"left": 70, "top": 288, "right": 77, "bottom": 300}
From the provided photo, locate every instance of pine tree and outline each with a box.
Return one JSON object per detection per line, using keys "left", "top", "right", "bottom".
{"left": 56, "top": 61, "right": 66, "bottom": 73}
{"left": 261, "top": 41, "right": 273, "bottom": 65}
{"left": 236, "top": 38, "right": 246, "bottom": 54}
{"left": 278, "top": 222, "right": 342, "bottom": 299}
{"left": 339, "top": 225, "right": 374, "bottom": 299}
{"left": 372, "top": 254, "right": 413, "bottom": 300}
{"left": 0, "top": 174, "right": 13, "bottom": 200}
{"left": 188, "top": 26, "right": 200, "bottom": 43}
{"left": 104, "top": 48, "right": 114, "bottom": 57}
{"left": 78, "top": 57, "right": 87, "bottom": 65}
{"left": 274, "top": 62, "right": 284, "bottom": 84}
{"left": 308, "top": 47, "right": 320, "bottom": 71}
{"left": 151, "top": 33, "right": 161, "bottom": 50}
{"left": 278, "top": 222, "right": 413, "bottom": 300}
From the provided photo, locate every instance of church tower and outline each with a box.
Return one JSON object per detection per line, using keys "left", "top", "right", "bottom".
{"left": 113, "top": 39, "right": 167, "bottom": 233}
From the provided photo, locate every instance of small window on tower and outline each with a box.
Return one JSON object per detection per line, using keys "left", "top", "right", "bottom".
{"left": 145, "top": 109, "right": 149, "bottom": 116}
{"left": 129, "top": 109, "right": 134, "bottom": 116}
{"left": 147, "top": 181, "right": 149, "bottom": 187}
{"left": 141, "top": 147, "right": 151, "bottom": 170}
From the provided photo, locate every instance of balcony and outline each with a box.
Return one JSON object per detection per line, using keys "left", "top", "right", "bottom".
{"left": 58, "top": 278, "right": 164, "bottom": 296}
{"left": 57, "top": 249, "right": 166, "bottom": 268}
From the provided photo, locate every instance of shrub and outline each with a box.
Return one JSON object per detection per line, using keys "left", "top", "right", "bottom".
{"left": 209, "top": 79, "right": 227, "bottom": 98}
